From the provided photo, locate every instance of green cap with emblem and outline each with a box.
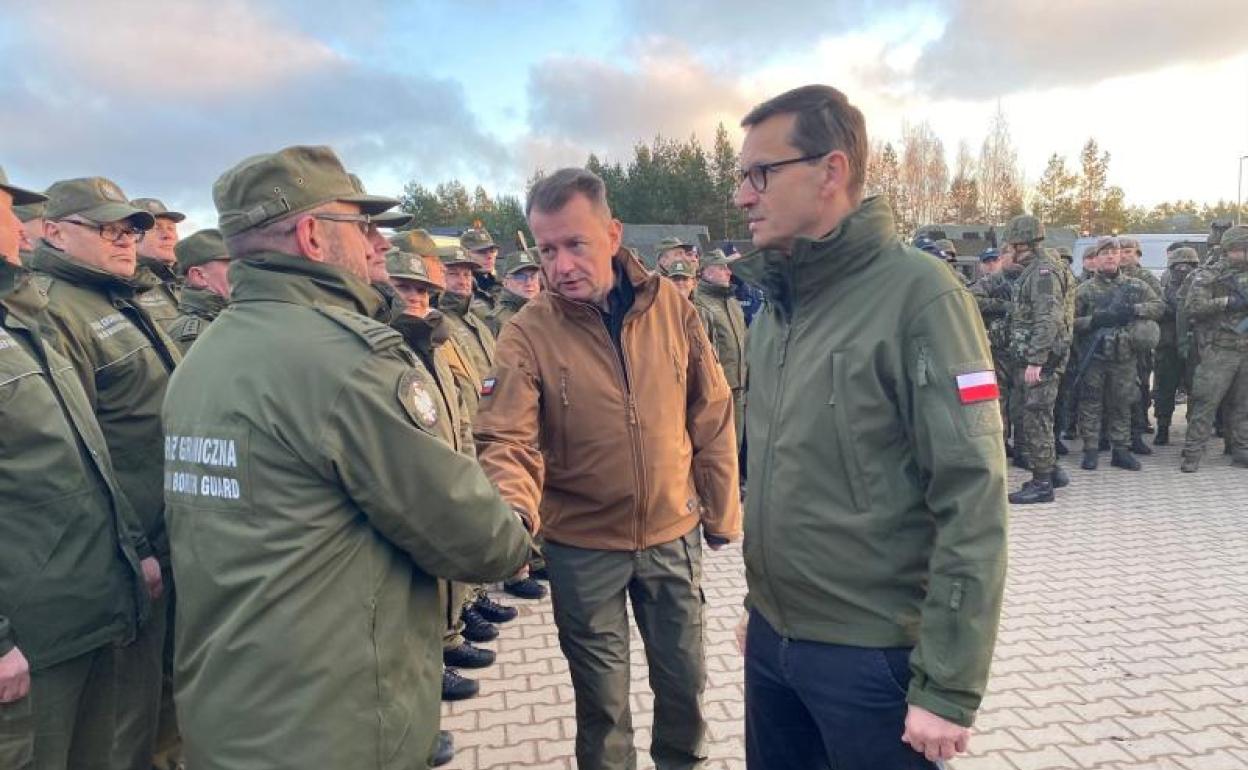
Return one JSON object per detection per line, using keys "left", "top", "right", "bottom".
{"left": 347, "top": 174, "right": 412, "bottom": 229}
{"left": 386, "top": 247, "right": 444, "bottom": 289}
{"left": 212, "top": 145, "right": 398, "bottom": 237}
{"left": 438, "top": 244, "right": 477, "bottom": 267}
{"left": 666, "top": 259, "right": 695, "bottom": 278}
{"left": 131, "top": 197, "right": 186, "bottom": 223}
{"left": 175, "top": 229, "right": 228, "bottom": 272}
{"left": 460, "top": 227, "right": 495, "bottom": 252}
{"left": 503, "top": 247, "right": 540, "bottom": 276}
{"left": 656, "top": 236, "right": 691, "bottom": 252}
{"left": 44, "top": 176, "right": 155, "bottom": 228}
{"left": 0, "top": 166, "right": 48, "bottom": 206}
{"left": 701, "top": 248, "right": 730, "bottom": 267}
{"left": 390, "top": 228, "right": 439, "bottom": 257}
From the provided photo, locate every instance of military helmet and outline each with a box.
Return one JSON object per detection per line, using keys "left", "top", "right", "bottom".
{"left": 1003, "top": 215, "right": 1044, "bottom": 245}
{"left": 1167, "top": 246, "right": 1200, "bottom": 266}
{"left": 1221, "top": 225, "right": 1248, "bottom": 252}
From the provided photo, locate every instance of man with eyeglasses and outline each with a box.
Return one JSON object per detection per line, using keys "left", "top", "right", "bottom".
{"left": 129, "top": 198, "right": 185, "bottom": 336}
{"left": 27, "top": 176, "right": 180, "bottom": 770}
{"left": 727, "top": 85, "right": 1007, "bottom": 769}
{"left": 1, "top": 168, "right": 158, "bottom": 770}
{"left": 162, "top": 145, "right": 532, "bottom": 770}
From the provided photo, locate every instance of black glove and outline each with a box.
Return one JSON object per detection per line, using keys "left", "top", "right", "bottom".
{"left": 1090, "top": 310, "right": 1114, "bottom": 329}
{"left": 1110, "top": 303, "right": 1135, "bottom": 325}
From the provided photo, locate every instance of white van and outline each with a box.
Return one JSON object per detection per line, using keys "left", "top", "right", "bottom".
{"left": 1069, "top": 233, "right": 1207, "bottom": 277}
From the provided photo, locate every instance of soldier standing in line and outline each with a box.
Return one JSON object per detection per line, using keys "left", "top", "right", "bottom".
{"left": 461, "top": 226, "right": 503, "bottom": 320}
{"left": 665, "top": 258, "right": 697, "bottom": 299}
{"left": 1154, "top": 246, "right": 1201, "bottom": 445}
{"left": 694, "top": 249, "right": 748, "bottom": 455}
{"left": 166, "top": 230, "right": 230, "bottom": 353}
{"left": 1179, "top": 226, "right": 1248, "bottom": 471}
{"left": 130, "top": 198, "right": 185, "bottom": 334}
{"left": 1072, "top": 239, "right": 1163, "bottom": 471}
{"left": 1116, "top": 237, "right": 1163, "bottom": 454}
{"left": 1004, "top": 215, "right": 1074, "bottom": 503}
{"left": 486, "top": 248, "right": 542, "bottom": 337}
{"left": 655, "top": 235, "right": 695, "bottom": 274}
{"left": 970, "top": 246, "right": 1019, "bottom": 455}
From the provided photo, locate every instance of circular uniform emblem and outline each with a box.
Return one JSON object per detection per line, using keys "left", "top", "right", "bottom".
{"left": 398, "top": 369, "right": 439, "bottom": 429}
{"left": 97, "top": 179, "right": 126, "bottom": 202}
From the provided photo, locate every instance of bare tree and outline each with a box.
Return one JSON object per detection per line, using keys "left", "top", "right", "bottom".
{"left": 898, "top": 121, "right": 948, "bottom": 232}
{"left": 945, "top": 140, "right": 979, "bottom": 222}
{"left": 976, "top": 105, "right": 1024, "bottom": 224}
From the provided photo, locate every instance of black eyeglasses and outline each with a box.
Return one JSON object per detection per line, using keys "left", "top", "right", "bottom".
{"left": 312, "top": 212, "right": 380, "bottom": 237}
{"left": 736, "top": 151, "right": 830, "bottom": 193}
{"left": 61, "top": 219, "right": 146, "bottom": 244}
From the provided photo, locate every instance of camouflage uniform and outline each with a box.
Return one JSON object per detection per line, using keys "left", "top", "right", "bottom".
{"left": 970, "top": 263, "right": 1021, "bottom": 446}
{"left": 1153, "top": 248, "right": 1201, "bottom": 443}
{"left": 1180, "top": 226, "right": 1248, "bottom": 470}
{"left": 1118, "top": 240, "right": 1163, "bottom": 447}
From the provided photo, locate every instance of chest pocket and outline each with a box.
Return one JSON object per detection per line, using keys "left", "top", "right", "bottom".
{"left": 0, "top": 330, "right": 41, "bottom": 408}
{"left": 826, "top": 350, "right": 872, "bottom": 513}
{"left": 89, "top": 313, "right": 157, "bottom": 387}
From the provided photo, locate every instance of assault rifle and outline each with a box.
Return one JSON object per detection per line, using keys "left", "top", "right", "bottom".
{"left": 1218, "top": 273, "right": 1248, "bottom": 335}
{"left": 1060, "top": 284, "right": 1135, "bottom": 426}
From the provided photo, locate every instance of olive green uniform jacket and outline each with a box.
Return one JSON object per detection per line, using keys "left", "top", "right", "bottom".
{"left": 438, "top": 291, "right": 497, "bottom": 380}
{"left": 694, "top": 280, "right": 747, "bottom": 449}
{"left": 167, "top": 287, "right": 228, "bottom": 354}
{"left": 486, "top": 289, "right": 529, "bottom": 338}
{"left": 162, "top": 252, "right": 531, "bottom": 770}
{"left": 1072, "top": 273, "right": 1165, "bottom": 363}
{"left": 471, "top": 272, "right": 504, "bottom": 322}
{"left": 0, "top": 261, "right": 148, "bottom": 671}
{"left": 29, "top": 242, "right": 181, "bottom": 560}
{"left": 135, "top": 258, "right": 182, "bottom": 335}
{"left": 733, "top": 197, "right": 1008, "bottom": 727}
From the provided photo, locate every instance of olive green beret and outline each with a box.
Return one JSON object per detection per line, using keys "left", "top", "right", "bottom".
{"left": 175, "top": 229, "right": 228, "bottom": 272}
{"left": 390, "top": 228, "right": 439, "bottom": 257}
{"left": 438, "top": 245, "right": 477, "bottom": 267}
{"left": 386, "top": 247, "right": 443, "bottom": 289}
{"left": 44, "top": 176, "right": 155, "bottom": 228}
{"left": 1094, "top": 236, "right": 1119, "bottom": 255}
{"left": 213, "top": 145, "right": 398, "bottom": 237}
{"left": 502, "top": 247, "right": 540, "bottom": 276}
{"left": 0, "top": 166, "right": 47, "bottom": 206}
{"left": 347, "top": 174, "right": 412, "bottom": 228}
{"left": 460, "top": 227, "right": 495, "bottom": 251}
{"left": 131, "top": 197, "right": 186, "bottom": 223}
{"left": 1117, "top": 236, "right": 1140, "bottom": 253}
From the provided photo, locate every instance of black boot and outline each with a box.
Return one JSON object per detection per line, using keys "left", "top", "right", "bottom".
{"left": 1081, "top": 448, "right": 1098, "bottom": 470}
{"left": 460, "top": 607, "right": 498, "bottom": 643}
{"left": 441, "top": 668, "right": 479, "bottom": 701}
{"left": 503, "top": 576, "right": 548, "bottom": 600}
{"left": 1052, "top": 465, "right": 1070, "bottom": 488}
{"left": 1130, "top": 434, "right": 1153, "bottom": 455}
{"left": 1098, "top": 436, "right": 1111, "bottom": 451}
{"left": 430, "top": 731, "right": 455, "bottom": 767}
{"left": 443, "top": 642, "right": 495, "bottom": 669}
{"left": 1154, "top": 419, "right": 1171, "bottom": 446}
{"left": 473, "top": 595, "right": 518, "bottom": 624}
{"left": 1111, "top": 446, "right": 1141, "bottom": 471}
{"left": 1054, "top": 437, "right": 1069, "bottom": 456}
{"left": 1009, "top": 474, "right": 1055, "bottom": 504}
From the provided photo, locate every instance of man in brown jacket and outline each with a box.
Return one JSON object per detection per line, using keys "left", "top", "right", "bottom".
{"left": 475, "top": 168, "right": 742, "bottom": 770}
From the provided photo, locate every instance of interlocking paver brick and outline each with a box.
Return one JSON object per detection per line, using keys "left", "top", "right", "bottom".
{"left": 439, "top": 417, "right": 1248, "bottom": 769}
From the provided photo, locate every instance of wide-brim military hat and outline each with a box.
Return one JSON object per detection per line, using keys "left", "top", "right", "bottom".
{"left": 656, "top": 236, "right": 692, "bottom": 252}
{"left": 175, "top": 229, "right": 228, "bottom": 272}
{"left": 44, "top": 176, "right": 155, "bottom": 228}
{"left": 0, "top": 166, "right": 48, "bottom": 206}
{"left": 131, "top": 197, "right": 187, "bottom": 223}
{"left": 347, "top": 174, "right": 412, "bottom": 229}
{"left": 390, "top": 228, "right": 438, "bottom": 258}
{"left": 386, "top": 247, "right": 444, "bottom": 289}
{"left": 503, "top": 247, "right": 540, "bottom": 276}
{"left": 213, "top": 145, "right": 398, "bottom": 237}
{"left": 438, "top": 244, "right": 478, "bottom": 268}
{"left": 460, "top": 227, "right": 495, "bottom": 252}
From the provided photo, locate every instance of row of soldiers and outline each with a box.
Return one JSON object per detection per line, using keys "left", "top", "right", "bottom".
{"left": 969, "top": 215, "right": 1248, "bottom": 505}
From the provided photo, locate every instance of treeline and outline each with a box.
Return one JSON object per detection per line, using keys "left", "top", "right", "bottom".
{"left": 398, "top": 111, "right": 1245, "bottom": 243}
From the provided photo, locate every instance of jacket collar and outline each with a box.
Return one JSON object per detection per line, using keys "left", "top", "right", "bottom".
{"left": 227, "top": 251, "right": 383, "bottom": 318}
{"left": 437, "top": 290, "right": 473, "bottom": 318}
{"left": 696, "top": 279, "right": 734, "bottom": 299}
{"left": 178, "top": 286, "right": 228, "bottom": 319}
{"left": 500, "top": 289, "right": 529, "bottom": 310}
{"left": 138, "top": 257, "right": 179, "bottom": 285}
{"left": 547, "top": 248, "right": 658, "bottom": 319}
{"left": 28, "top": 241, "right": 149, "bottom": 296}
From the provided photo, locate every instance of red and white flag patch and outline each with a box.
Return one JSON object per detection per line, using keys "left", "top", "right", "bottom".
{"left": 480, "top": 377, "right": 497, "bottom": 396}
{"left": 955, "top": 370, "right": 999, "bottom": 404}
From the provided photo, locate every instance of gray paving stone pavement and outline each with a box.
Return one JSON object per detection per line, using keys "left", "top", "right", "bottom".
{"left": 442, "top": 416, "right": 1248, "bottom": 768}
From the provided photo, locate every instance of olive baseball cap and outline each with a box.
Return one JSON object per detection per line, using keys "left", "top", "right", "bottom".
{"left": 701, "top": 249, "right": 730, "bottom": 267}
{"left": 348, "top": 174, "right": 412, "bottom": 228}
{"left": 390, "top": 228, "right": 438, "bottom": 257}
{"left": 666, "top": 259, "right": 695, "bottom": 278}
{"left": 460, "top": 227, "right": 495, "bottom": 252}
{"left": 175, "top": 229, "right": 228, "bottom": 272}
{"left": 213, "top": 145, "right": 398, "bottom": 237}
{"left": 0, "top": 166, "right": 47, "bottom": 206}
{"left": 656, "top": 236, "right": 691, "bottom": 252}
{"left": 131, "top": 197, "right": 186, "bottom": 223}
{"left": 44, "top": 177, "right": 155, "bottom": 228}
{"left": 438, "top": 244, "right": 477, "bottom": 267}
{"left": 386, "top": 247, "right": 443, "bottom": 289}
{"left": 13, "top": 202, "right": 46, "bottom": 222}
{"left": 503, "top": 247, "right": 540, "bottom": 276}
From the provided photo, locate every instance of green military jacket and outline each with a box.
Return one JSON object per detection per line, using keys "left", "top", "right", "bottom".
{"left": 470, "top": 272, "right": 504, "bottom": 322}
{"left": 486, "top": 289, "right": 528, "bottom": 338}
{"left": 1073, "top": 272, "right": 1165, "bottom": 363}
{"left": 163, "top": 252, "right": 530, "bottom": 770}
{"left": 1121, "top": 263, "right": 1162, "bottom": 300}
{"left": 969, "top": 265, "right": 1021, "bottom": 358}
{"left": 1159, "top": 266, "right": 1197, "bottom": 348}
{"left": 392, "top": 310, "right": 475, "bottom": 454}
{"left": 134, "top": 258, "right": 182, "bottom": 335}
{"left": 29, "top": 242, "right": 181, "bottom": 559}
{"left": 734, "top": 197, "right": 1007, "bottom": 727}
{"left": 438, "top": 290, "right": 497, "bottom": 378}
{"left": 0, "top": 262, "right": 148, "bottom": 671}
{"left": 167, "top": 287, "right": 228, "bottom": 354}
{"left": 693, "top": 280, "right": 747, "bottom": 390}
{"left": 1008, "top": 248, "right": 1074, "bottom": 370}
{"left": 1185, "top": 260, "right": 1248, "bottom": 352}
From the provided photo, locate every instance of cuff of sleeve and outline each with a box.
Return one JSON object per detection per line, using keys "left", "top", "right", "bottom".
{"left": 906, "top": 682, "right": 976, "bottom": 728}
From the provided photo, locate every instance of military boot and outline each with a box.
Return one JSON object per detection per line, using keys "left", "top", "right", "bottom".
{"left": 1130, "top": 433, "right": 1153, "bottom": 455}
{"left": 1012, "top": 452, "right": 1031, "bottom": 470}
{"left": 1052, "top": 465, "right": 1070, "bottom": 488}
{"left": 1180, "top": 454, "right": 1200, "bottom": 473}
{"left": 443, "top": 642, "right": 495, "bottom": 669}
{"left": 1081, "top": 448, "right": 1099, "bottom": 470}
{"left": 430, "top": 731, "right": 455, "bottom": 767}
{"left": 441, "top": 668, "right": 479, "bottom": 701}
{"left": 1009, "top": 474, "right": 1055, "bottom": 505}
{"left": 1098, "top": 436, "right": 1111, "bottom": 452}
{"left": 1153, "top": 418, "right": 1171, "bottom": 446}
{"left": 1111, "top": 446, "right": 1141, "bottom": 471}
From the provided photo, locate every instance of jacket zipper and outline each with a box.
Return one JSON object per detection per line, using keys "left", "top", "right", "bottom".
{"left": 591, "top": 313, "right": 648, "bottom": 550}
{"left": 759, "top": 260, "right": 796, "bottom": 634}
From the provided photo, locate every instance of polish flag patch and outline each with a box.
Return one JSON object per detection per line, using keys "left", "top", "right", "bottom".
{"left": 480, "top": 377, "right": 497, "bottom": 396}
{"left": 956, "top": 370, "right": 999, "bottom": 404}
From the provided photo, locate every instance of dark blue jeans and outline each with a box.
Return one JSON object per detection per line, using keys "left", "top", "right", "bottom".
{"left": 744, "top": 611, "right": 941, "bottom": 770}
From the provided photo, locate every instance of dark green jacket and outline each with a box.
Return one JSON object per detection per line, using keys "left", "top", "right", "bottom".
{"left": 471, "top": 272, "right": 503, "bottom": 322}
{"left": 1073, "top": 272, "right": 1165, "bottom": 363}
{"left": 0, "top": 261, "right": 148, "bottom": 671}
{"left": 135, "top": 258, "right": 182, "bottom": 335}
{"left": 167, "top": 287, "right": 228, "bottom": 354}
{"left": 485, "top": 289, "right": 528, "bottom": 337}
{"left": 439, "top": 290, "right": 497, "bottom": 378}
{"left": 736, "top": 197, "right": 1007, "bottom": 727}
{"left": 693, "top": 281, "right": 747, "bottom": 390}
{"left": 163, "top": 252, "right": 531, "bottom": 770}
{"left": 29, "top": 242, "right": 181, "bottom": 559}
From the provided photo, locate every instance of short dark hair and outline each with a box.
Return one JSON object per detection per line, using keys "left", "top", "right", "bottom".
{"left": 741, "top": 85, "right": 869, "bottom": 202}
{"left": 526, "top": 167, "right": 612, "bottom": 219}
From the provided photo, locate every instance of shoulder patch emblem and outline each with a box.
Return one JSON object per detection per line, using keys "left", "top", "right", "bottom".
{"left": 398, "top": 370, "right": 439, "bottom": 429}
{"left": 481, "top": 377, "right": 497, "bottom": 396}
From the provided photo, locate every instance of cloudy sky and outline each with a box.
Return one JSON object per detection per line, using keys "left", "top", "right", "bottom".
{"left": 2, "top": 0, "right": 1246, "bottom": 230}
